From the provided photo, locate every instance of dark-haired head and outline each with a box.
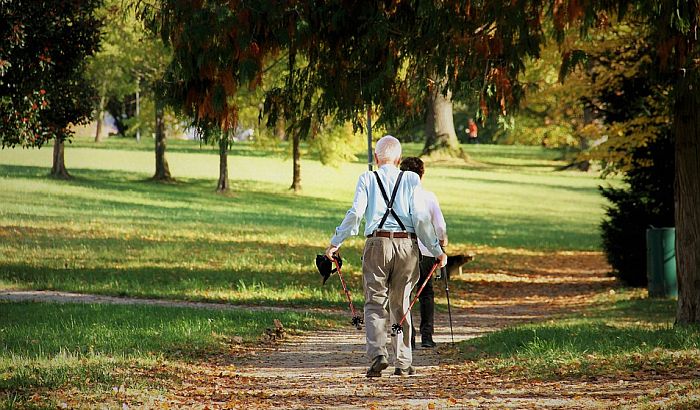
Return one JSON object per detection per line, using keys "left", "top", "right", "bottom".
{"left": 400, "top": 156, "right": 424, "bottom": 179}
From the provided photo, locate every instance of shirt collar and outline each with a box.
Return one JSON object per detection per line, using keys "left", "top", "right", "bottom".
{"left": 379, "top": 163, "right": 399, "bottom": 172}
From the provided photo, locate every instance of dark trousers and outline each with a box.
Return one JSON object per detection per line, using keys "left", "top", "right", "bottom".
{"left": 412, "top": 256, "right": 436, "bottom": 340}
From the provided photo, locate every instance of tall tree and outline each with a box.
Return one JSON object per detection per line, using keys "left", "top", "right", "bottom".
{"left": 564, "top": 0, "right": 700, "bottom": 324}
{"left": 90, "top": 1, "right": 173, "bottom": 179}
{"left": 1, "top": 0, "right": 101, "bottom": 178}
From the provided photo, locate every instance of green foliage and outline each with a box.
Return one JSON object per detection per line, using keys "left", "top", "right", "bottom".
{"left": 0, "top": 0, "right": 102, "bottom": 147}
{"left": 85, "top": 2, "right": 142, "bottom": 103}
{"left": 492, "top": 32, "right": 587, "bottom": 149}
{"left": 86, "top": 0, "right": 173, "bottom": 139}
{"left": 307, "top": 122, "right": 366, "bottom": 166}
{"left": 600, "top": 132, "right": 675, "bottom": 287}
{"left": 574, "top": 23, "right": 672, "bottom": 172}
{"left": 120, "top": 98, "right": 186, "bottom": 140}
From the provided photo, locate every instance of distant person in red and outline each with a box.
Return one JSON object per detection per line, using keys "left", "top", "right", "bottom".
{"left": 467, "top": 118, "right": 478, "bottom": 144}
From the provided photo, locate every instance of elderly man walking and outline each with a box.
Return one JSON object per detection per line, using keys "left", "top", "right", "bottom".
{"left": 324, "top": 135, "right": 447, "bottom": 377}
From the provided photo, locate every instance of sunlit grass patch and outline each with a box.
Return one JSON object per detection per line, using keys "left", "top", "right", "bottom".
{"left": 459, "top": 295, "right": 700, "bottom": 380}
{"left": 0, "top": 301, "right": 339, "bottom": 358}
{"left": 0, "top": 301, "right": 340, "bottom": 407}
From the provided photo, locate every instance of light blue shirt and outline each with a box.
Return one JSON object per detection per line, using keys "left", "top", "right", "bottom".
{"left": 330, "top": 164, "right": 443, "bottom": 257}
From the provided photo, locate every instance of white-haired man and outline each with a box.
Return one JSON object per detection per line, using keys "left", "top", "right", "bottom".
{"left": 324, "top": 135, "right": 447, "bottom": 377}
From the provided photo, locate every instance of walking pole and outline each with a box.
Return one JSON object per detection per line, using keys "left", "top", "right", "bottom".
{"left": 332, "top": 256, "right": 364, "bottom": 330}
{"left": 442, "top": 265, "right": 455, "bottom": 344}
{"left": 391, "top": 261, "right": 441, "bottom": 336}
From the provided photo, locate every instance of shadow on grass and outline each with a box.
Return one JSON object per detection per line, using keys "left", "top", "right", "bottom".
{"left": 2, "top": 163, "right": 603, "bottom": 253}
{"left": 459, "top": 298, "right": 699, "bottom": 365}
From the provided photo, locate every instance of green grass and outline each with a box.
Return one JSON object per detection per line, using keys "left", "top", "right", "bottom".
{"left": 459, "top": 293, "right": 700, "bottom": 380}
{"left": 0, "top": 301, "right": 338, "bottom": 407}
{"left": 0, "top": 139, "right": 611, "bottom": 306}
{"left": 0, "top": 138, "right": 626, "bottom": 406}
{"left": 0, "top": 301, "right": 333, "bottom": 357}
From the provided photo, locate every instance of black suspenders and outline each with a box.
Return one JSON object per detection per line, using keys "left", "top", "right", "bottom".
{"left": 373, "top": 170, "right": 407, "bottom": 231}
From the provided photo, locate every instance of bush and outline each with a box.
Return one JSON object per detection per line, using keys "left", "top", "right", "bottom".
{"left": 599, "top": 132, "right": 674, "bottom": 286}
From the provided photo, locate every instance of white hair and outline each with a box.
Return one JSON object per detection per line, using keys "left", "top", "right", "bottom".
{"left": 375, "top": 135, "right": 402, "bottom": 162}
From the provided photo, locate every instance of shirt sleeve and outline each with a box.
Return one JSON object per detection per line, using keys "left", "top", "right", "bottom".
{"left": 429, "top": 192, "right": 447, "bottom": 240}
{"left": 330, "top": 173, "right": 368, "bottom": 247}
{"left": 410, "top": 182, "right": 442, "bottom": 257}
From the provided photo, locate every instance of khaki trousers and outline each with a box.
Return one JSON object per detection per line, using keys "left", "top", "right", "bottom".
{"left": 362, "top": 236, "right": 420, "bottom": 369}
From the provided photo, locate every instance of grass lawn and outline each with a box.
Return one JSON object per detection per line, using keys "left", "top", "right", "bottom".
{"left": 458, "top": 290, "right": 700, "bottom": 408}
{"left": 0, "top": 138, "right": 610, "bottom": 306}
{"left": 0, "top": 301, "right": 338, "bottom": 408}
{"left": 1, "top": 137, "right": 627, "bottom": 406}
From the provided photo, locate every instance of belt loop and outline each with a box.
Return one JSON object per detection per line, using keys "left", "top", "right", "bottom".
{"left": 389, "top": 231, "right": 394, "bottom": 239}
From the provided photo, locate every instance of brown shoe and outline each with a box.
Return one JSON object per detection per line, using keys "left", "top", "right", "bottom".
{"left": 366, "top": 355, "right": 389, "bottom": 377}
{"left": 393, "top": 366, "right": 416, "bottom": 376}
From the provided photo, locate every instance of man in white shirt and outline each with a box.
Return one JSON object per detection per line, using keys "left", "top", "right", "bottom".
{"left": 324, "top": 135, "right": 447, "bottom": 377}
{"left": 400, "top": 157, "right": 447, "bottom": 348}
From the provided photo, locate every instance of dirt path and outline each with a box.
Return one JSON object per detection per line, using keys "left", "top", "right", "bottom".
{"left": 163, "top": 251, "right": 690, "bottom": 409}
{"left": 0, "top": 289, "right": 334, "bottom": 315}
{"left": 4, "top": 251, "right": 688, "bottom": 408}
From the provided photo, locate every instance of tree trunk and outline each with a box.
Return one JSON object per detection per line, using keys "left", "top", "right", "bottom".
{"left": 216, "top": 133, "right": 230, "bottom": 192}
{"left": 135, "top": 87, "right": 141, "bottom": 143}
{"left": 275, "top": 116, "right": 287, "bottom": 141}
{"left": 290, "top": 129, "right": 301, "bottom": 192}
{"left": 95, "top": 113, "right": 104, "bottom": 142}
{"left": 50, "top": 138, "right": 70, "bottom": 179}
{"left": 674, "top": 71, "right": 700, "bottom": 325}
{"left": 423, "top": 82, "right": 464, "bottom": 157}
{"left": 95, "top": 81, "right": 107, "bottom": 142}
{"left": 152, "top": 96, "right": 172, "bottom": 181}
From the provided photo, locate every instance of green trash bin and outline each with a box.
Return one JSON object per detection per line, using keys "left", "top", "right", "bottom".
{"left": 646, "top": 227, "right": 677, "bottom": 298}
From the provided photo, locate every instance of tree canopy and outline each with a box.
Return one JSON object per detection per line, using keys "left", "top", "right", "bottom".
{"left": 1, "top": 0, "right": 101, "bottom": 148}
{"left": 139, "top": 1, "right": 547, "bottom": 135}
